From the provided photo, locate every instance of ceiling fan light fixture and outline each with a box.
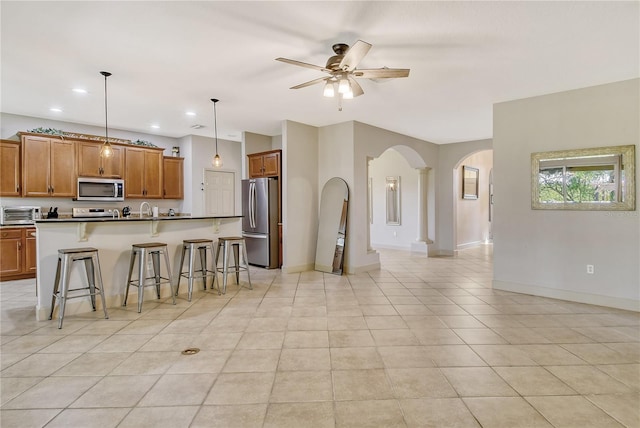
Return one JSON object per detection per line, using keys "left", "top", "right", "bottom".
{"left": 323, "top": 81, "right": 335, "bottom": 98}
{"left": 210, "top": 98, "right": 222, "bottom": 168}
{"left": 342, "top": 88, "right": 353, "bottom": 100}
{"left": 338, "top": 77, "right": 350, "bottom": 94}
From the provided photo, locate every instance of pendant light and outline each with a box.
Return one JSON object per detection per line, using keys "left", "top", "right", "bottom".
{"left": 211, "top": 98, "right": 223, "bottom": 167}
{"left": 99, "top": 71, "right": 114, "bottom": 158}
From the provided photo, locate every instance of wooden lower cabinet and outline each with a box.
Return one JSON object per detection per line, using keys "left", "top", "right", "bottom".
{"left": 0, "top": 227, "right": 37, "bottom": 281}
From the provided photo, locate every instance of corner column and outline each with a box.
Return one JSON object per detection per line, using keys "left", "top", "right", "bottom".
{"left": 415, "top": 167, "right": 433, "bottom": 249}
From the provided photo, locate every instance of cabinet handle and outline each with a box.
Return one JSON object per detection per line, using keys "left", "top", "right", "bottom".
{"left": 18, "top": 242, "right": 21, "bottom": 249}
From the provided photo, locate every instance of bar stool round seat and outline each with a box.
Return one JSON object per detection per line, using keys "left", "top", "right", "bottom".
{"left": 49, "top": 247, "right": 108, "bottom": 329}
{"left": 213, "top": 236, "right": 252, "bottom": 295}
{"left": 123, "top": 242, "right": 176, "bottom": 312}
{"left": 176, "top": 238, "right": 216, "bottom": 301}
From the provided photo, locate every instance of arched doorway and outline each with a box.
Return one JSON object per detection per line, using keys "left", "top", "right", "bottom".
{"left": 453, "top": 149, "right": 493, "bottom": 251}
{"left": 367, "top": 146, "right": 432, "bottom": 253}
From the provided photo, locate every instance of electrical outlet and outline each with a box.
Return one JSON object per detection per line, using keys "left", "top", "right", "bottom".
{"left": 586, "top": 264, "right": 594, "bottom": 274}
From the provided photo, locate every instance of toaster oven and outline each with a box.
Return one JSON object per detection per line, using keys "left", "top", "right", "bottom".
{"left": 0, "top": 206, "right": 41, "bottom": 225}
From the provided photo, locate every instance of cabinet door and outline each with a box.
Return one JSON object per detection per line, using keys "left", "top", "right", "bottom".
{"left": 76, "top": 141, "right": 102, "bottom": 177}
{"left": 262, "top": 152, "right": 280, "bottom": 177}
{"left": 101, "top": 144, "right": 124, "bottom": 178}
{"left": 0, "top": 140, "right": 21, "bottom": 196}
{"left": 22, "top": 135, "right": 51, "bottom": 197}
{"left": 0, "top": 229, "right": 22, "bottom": 277}
{"left": 25, "top": 228, "right": 37, "bottom": 274}
{"left": 143, "top": 150, "right": 163, "bottom": 198}
{"left": 49, "top": 139, "right": 76, "bottom": 197}
{"left": 125, "top": 147, "right": 146, "bottom": 198}
{"left": 163, "top": 157, "right": 184, "bottom": 199}
{"left": 248, "top": 155, "right": 265, "bottom": 178}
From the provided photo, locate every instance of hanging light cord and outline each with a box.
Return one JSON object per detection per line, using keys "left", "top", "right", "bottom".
{"left": 101, "top": 71, "right": 111, "bottom": 143}
{"left": 212, "top": 98, "right": 219, "bottom": 154}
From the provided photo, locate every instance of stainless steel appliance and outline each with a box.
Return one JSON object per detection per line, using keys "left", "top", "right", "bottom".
{"left": 72, "top": 207, "right": 120, "bottom": 218}
{"left": 242, "top": 178, "right": 279, "bottom": 268}
{"left": 77, "top": 177, "right": 124, "bottom": 202}
{"left": 0, "top": 206, "right": 41, "bottom": 225}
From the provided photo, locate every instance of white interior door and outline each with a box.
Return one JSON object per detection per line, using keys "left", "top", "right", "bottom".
{"left": 203, "top": 170, "right": 235, "bottom": 216}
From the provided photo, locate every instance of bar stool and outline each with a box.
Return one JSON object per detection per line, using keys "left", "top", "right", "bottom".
{"left": 123, "top": 242, "right": 176, "bottom": 312}
{"left": 49, "top": 247, "right": 108, "bottom": 329}
{"left": 213, "top": 237, "right": 252, "bottom": 295}
{"left": 176, "top": 239, "right": 216, "bottom": 301}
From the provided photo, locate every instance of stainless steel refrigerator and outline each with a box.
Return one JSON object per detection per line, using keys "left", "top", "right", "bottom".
{"left": 242, "top": 177, "right": 279, "bottom": 269}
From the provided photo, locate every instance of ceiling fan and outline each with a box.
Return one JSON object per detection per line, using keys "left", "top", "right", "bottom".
{"left": 275, "top": 40, "right": 410, "bottom": 106}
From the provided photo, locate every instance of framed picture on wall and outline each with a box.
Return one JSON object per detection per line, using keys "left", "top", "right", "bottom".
{"left": 462, "top": 166, "right": 479, "bottom": 199}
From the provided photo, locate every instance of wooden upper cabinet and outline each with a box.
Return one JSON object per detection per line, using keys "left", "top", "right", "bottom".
{"left": 125, "top": 146, "right": 164, "bottom": 199}
{"left": 49, "top": 140, "right": 76, "bottom": 197}
{"left": 163, "top": 157, "right": 184, "bottom": 199}
{"left": 21, "top": 135, "right": 76, "bottom": 198}
{"left": 76, "top": 141, "right": 124, "bottom": 178}
{"left": 0, "top": 140, "right": 21, "bottom": 196}
{"left": 248, "top": 149, "right": 281, "bottom": 178}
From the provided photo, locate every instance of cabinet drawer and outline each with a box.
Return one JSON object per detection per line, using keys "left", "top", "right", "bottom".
{"left": 1, "top": 229, "right": 22, "bottom": 239}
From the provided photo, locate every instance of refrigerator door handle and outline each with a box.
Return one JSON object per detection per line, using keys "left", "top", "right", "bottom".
{"left": 242, "top": 232, "right": 267, "bottom": 239}
{"left": 250, "top": 181, "right": 256, "bottom": 229}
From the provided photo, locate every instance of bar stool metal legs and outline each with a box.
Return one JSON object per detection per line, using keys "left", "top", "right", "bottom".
{"left": 49, "top": 247, "right": 108, "bottom": 329}
{"left": 176, "top": 239, "right": 216, "bottom": 301}
{"left": 123, "top": 243, "right": 176, "bottom": 312}
{"left": 213, "top": 237, "right": 252, "bottom": 295}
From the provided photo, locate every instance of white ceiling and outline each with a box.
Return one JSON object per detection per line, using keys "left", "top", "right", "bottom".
{"left": 1, "top": 1, "right": 638, "bottom": 144}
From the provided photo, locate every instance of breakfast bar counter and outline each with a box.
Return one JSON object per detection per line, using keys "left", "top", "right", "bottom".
{"left": 34, "top": 215, "right": 242, "bottom": 320}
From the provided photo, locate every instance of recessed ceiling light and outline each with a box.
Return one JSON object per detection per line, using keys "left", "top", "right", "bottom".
{"left": 185, "top": 111, "right": 196, "bottom": 116}
{"left": 150, "top": 124, "right": 160, "bottom": 129}
{"left": 50, "top": 107, "right": 63, "bottom": 112}
{"left": 72, "top": 88, "right": 88, "bottom": 94}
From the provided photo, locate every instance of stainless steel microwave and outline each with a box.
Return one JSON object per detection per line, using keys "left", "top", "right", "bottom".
{"left": 77, "top": 177, "right": 125, "bottom": 201}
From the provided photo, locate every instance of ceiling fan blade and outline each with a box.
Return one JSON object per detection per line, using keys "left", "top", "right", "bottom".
{"left": 338, "top": 40, "right": 372, "bottom": 72}
{"left": 276, "top": 57, "right": 329, "bottom": 73}
{"left": 290, "top": 76, "right": 329, "bottom": 89}
{"left": 348, "top": 76, "right": 364, "bottom": 97}
{"left": 353, "top": 68, "right": 410, "bottom": 79}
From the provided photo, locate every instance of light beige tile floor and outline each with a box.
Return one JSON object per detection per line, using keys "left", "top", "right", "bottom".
{"left": 1, "top": 246, "right": 639, "bottom": 427}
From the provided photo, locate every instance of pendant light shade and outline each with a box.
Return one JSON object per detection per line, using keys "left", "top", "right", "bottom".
{"left": 211, "top": 98, "right": 223, "bottom": 167}
{"left": 99, "top": 71, "right": 114, "bottom": 159}
{"left": 323, "top": 81, "right": 335, "bottom": 98}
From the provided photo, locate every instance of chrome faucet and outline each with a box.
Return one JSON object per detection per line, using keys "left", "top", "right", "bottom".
{"left": 112, "top": 208, "right": 121, "bottom": 219}
{"left": 139, "top": 202, "right": 151, "bottom": 217}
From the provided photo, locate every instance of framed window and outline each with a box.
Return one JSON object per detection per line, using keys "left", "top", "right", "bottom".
{"left": 531, "top": 145, "right": 635, "bottom": 210}
{"left": 462, "top": 166, "right": 479, "bottom": 199}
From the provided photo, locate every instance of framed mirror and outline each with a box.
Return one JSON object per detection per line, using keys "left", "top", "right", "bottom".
{"left": 315, "top": 177, "right": 349, "bottom": 275}
{"left": 462, "top": 166, "right": 479, "bottom": 199}
{"left": 531, "top": 145, "right": 635, "bottom": 211}
{"left": 386, "top": 176, "right": 400, "bottom": 225}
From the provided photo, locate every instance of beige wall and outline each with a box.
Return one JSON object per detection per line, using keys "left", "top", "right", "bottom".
{"left": 456, "top": 150, "right": 493, "bottom": 249}
{"left": 282, "top": 120, "right": 319, "bottom": 272}
{"left": 493, "top": 78, "right": 639, "bottom": 310}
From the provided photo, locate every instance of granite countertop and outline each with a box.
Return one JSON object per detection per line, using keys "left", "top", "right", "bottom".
{"left": 35, "top": 215, "right": 243, "bottom": 224}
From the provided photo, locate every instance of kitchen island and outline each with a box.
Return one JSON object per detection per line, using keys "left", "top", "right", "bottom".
{"left": 34, "top": 215, "right": 242, "bottom": 320}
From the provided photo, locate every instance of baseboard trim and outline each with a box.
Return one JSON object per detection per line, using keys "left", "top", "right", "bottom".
{"left": 493, "top": 279, "right": 640, "bottom": 312}
{"left": 281, "top": 263, "right": 315, "bottom": 274}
